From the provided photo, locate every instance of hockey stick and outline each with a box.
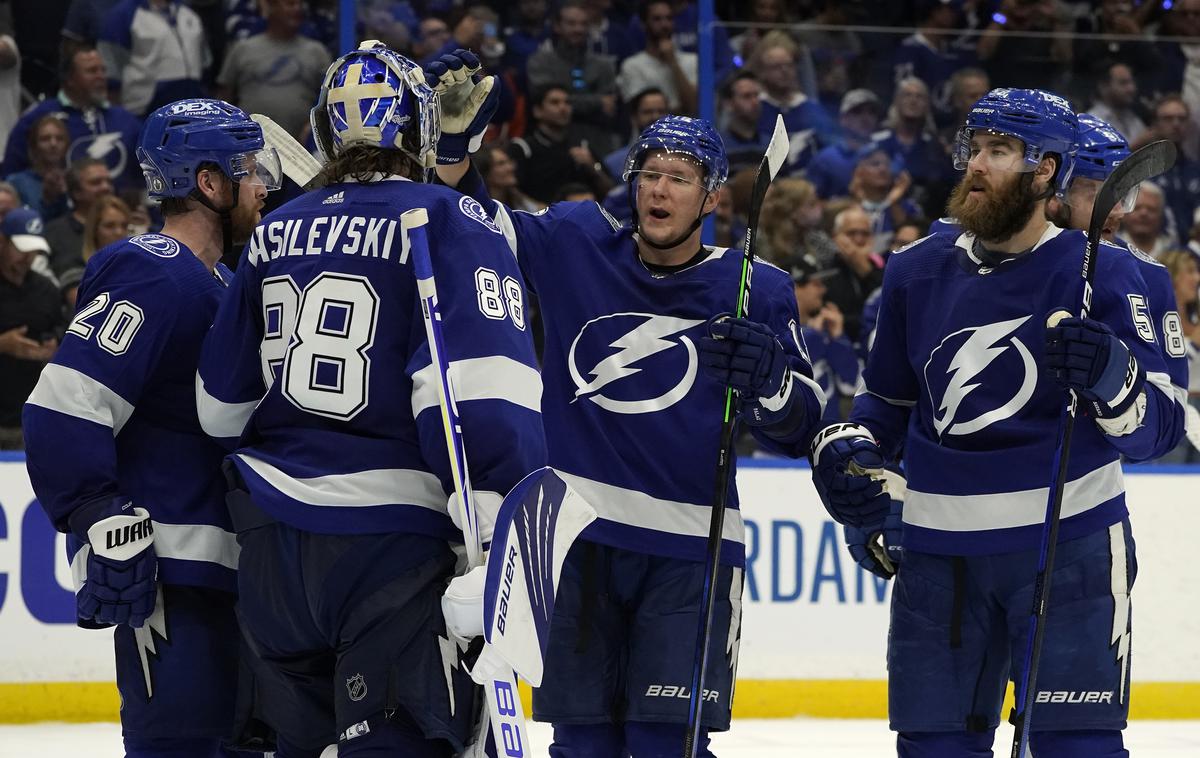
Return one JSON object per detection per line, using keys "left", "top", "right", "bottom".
{"left": 404, "top": 207, "right": 533, "bottom": 758}
{"left": 250, "top": 113, "right": 323, "bottom": 188}
{"left": 682, "top": 115, "right": 789, "bottom": 758}
{"left": 1009, "top": 140, "right": 1176, "bottom": 758}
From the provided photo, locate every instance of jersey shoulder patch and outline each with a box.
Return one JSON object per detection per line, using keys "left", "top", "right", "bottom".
{"left": 891, "top": 234, "right": 932, "bottom": 256}
{"left": 458, "top": 195, "right": 502, "bottom": 234}
{"left": 1125, "top": 243, "right": 1164, "bottom": 267}
{"left": 128, "top": 234, "right": 181, "bottom": 258}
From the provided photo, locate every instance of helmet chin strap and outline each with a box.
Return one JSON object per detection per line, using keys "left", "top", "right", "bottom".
{"left": 628, "top": 186, "right": 711, "bottom": 251}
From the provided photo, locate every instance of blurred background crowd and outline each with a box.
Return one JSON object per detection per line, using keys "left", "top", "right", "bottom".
{"left": 0, "top": 0, "right": 1198, "bottom": 461}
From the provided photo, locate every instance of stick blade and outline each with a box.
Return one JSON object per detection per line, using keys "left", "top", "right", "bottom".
{"left": 251, "top": 112, "right": 323, "bottom": 189}
{"left": 763, "top": 115, "right": 789, "bottom": 180}
{"left": 1090, "top": 140, "right": 1177, "bottom": 236}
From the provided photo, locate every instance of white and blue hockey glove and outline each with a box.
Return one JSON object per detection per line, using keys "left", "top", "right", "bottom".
{"left": 809, "top": 423, "right": 892, "bottom": 528}
{"left": 68, "top": 497, "right": 158, "bottom": 627}
{"left": 423, "top": 49, "right": 499, "bottom": 165}
{"left": 699, "top": 315, "right": 801, "bottom": 429}
{"left": 1044, "top": 311, "right": 1146, "bottom": 430}
{"left": 844, "top": 471, "right": 905, "bottom": 580}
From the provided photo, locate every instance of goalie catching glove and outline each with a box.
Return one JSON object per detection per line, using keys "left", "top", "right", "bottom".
{"left": 68, "top": 497, "right": 158, "bottom": 627}
{"left": 424, "top": 49, "right": 499, "bottom": 165}
{"left": 698, "top": 314, "right": 806, "bottom": 433}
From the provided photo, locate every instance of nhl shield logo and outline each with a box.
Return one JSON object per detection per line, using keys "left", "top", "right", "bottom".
{"left": 346, "top": 673, "right": 367, "bottom": 702}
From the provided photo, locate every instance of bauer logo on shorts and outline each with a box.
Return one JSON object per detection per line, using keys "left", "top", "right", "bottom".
{"left": 459, "top": 196, "right": 502, "bottom": 234}
{"left": 130, "top": 234, "right": 181, "bottom": 258}
{"left": 346, "top": 673, "right": 367, "bottom": 702}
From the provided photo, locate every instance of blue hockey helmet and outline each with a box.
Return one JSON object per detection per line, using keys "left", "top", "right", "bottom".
{"left": 138, "top": 99, "right": 281, "bottom": 201}
{"left": 622, "top": 115, "right": 729, "bottom": 193}
{"left": 1073, "top": 113, "right": 1130, "bottom": 181}
{"left": 953, "top": 88, "right": 1078, "bottom": 196}
{"left": 312, "top": 40, "right": 439, "bottom": 169}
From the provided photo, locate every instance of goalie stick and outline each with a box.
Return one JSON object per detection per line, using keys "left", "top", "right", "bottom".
{"left": 250, "top": 113, "right": 323, "bottom": 188}
{"left": 682, "top": 115, "right": 789, "bottom": 758}
{"left": 1009, "top": 140, "right": 1177, "bottom": 758}
{"left": 403, "top": 207, "right": 532, "bottom": 758}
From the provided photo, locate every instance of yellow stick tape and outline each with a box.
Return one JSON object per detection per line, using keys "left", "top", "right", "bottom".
{"left": 3, "top": 680, "right": 1197, "bottom": 724}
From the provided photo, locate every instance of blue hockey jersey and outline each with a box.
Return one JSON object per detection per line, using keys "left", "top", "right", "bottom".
{"left": 854, "top": 224, "right": 1186, "bottom": 555}
{"left": 23, "top": 234, "right": 238, "bottom": 596}
{"left": 195, "top": 178, "right": 546, "bottom": 540}
{"left": 489, "top": 200, "right": 824, "bottom": 566}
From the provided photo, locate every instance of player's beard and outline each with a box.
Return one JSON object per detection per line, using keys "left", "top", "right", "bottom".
{"left": 947, "top": 173, "right": 1039, "bottom": 243}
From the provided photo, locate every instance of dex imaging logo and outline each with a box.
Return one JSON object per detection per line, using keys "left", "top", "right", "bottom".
{"left": 924, "top": 315, "right": 1038, "bottom": 438}
{"left": 568, "top": 312, "right": 704, "bottom": 414}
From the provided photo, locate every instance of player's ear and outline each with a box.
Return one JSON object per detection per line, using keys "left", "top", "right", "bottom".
{"left": 703, "top": 186, "right": 721, "bottom": 216}
{"left": 1034, "top": 154, "right": 1057, "bottom": 193}
{"left": 195, "top": 167, "right": 230, "bottom": 203}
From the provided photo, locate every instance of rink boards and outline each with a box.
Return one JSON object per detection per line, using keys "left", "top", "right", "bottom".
{"left": 0, "top": 454, "right": 1196, "bottom": 722}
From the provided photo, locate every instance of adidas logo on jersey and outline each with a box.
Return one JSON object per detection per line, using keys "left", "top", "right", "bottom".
{"left": 323, "top": 191, "right": 344, "bottom": 205}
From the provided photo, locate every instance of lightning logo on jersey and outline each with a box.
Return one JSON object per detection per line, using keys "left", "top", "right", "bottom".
{"left": 924, "top": 315, "right": 1038, "bottom": 438}
{"left": 567, "top": 313, "right": 704, "bottom": 414}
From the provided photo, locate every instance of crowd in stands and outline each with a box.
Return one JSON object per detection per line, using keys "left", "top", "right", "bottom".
{"left": 0, "top": 0, "right": 1198, "bottom": 460}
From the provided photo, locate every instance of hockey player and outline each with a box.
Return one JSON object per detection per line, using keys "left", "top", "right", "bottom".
{"left": 811, "top": 88, "right": 1187, "bottom": 757}
{"left": 194, "top": 42, "right": 546, "bottom": 757}
{"left": 430, "top": 52, "right": 825, "bottom": 756}
{"left": 22, "top": 99, "right": 280, "bottom": 757}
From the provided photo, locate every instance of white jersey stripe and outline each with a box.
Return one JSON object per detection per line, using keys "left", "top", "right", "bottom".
{"left": 26, "top": 363, "right": 135, "bottom": 435}
{"left": 904, "top": 459, "right": 1124, "bottom": 532}
{"left": 557, "top": 471, "right": 745, "bottom": 546}
{"left": 195, "top": 372, "right": 258, "bottom": 439}
{"left": 410, "top": 355, "right": 543, "bottom": 418}
{"left": 236, "top": 453, "right": 448, "bottom": 511}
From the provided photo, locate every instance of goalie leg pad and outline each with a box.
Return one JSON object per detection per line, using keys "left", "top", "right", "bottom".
{"left": 1029, "top": 729, "right": 1127, "bottom": 758}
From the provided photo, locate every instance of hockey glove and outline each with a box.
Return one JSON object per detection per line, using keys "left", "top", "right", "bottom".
{"left": 68, "top": 497, "right": 158, "bottom": 627}
{"left": 809, "top": 423, "right": 892, "bottom": 528}
{"left": 424, "top": 49, "right": 499, "bottom": 165}
{"left": 699, "top": 315, "right": 800, "bottom": 429}
{"left": 442, "top": 564, "right": 487, "bottom": 640}
{"left": 1044, "top": 312, "right": 1145, "bottom": 423}
{"left": 844, "top": 473, "right": 905, "bottom": 580}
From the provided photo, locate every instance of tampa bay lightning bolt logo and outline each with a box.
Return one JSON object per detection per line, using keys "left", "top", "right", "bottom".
{"left": 69, "top": 132, "right": 129, "bottom": 180}
{"left": 568, "top": 312, "right": 704, "bottom": 414}
{"left": 458, "top": 195, "right": 502, "bottom": 234}
{"left": 129, "top": 234, "right": 180, "bottom": 258}
{"left": 924, "top": 315, "right": 1038, "bottom": 438}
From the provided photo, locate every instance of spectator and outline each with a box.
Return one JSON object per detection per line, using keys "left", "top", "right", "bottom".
{"left": 1134, "top": 95, "right": 1200, "bottom": 242}
{"left": 7, "top": 115, "right": 70, "bottom": 221}
{"left": 421, "top": 5, "right": 503, "bottom": 66}
{"left": 617, "top": 1, "right": 697, "bottom": 115}
{"left": 504, "top": 0, "right": 550, "bottom": 74}
{"left": 939, "top": 66, "right": 990, "bottom": 145}
{"left": 99, "top": 0, "right": 211, "bottom": 117}
{"left": 1145, "top": 0, "right": 1200, "bottom": 111}
{"left": 750, "top": 30, "right": 835, "bottom": 145}
{"left": 473, "top": 144, "right": 544, "bottom": 213}
{"left": 0, "top": 208, "right": 61, "bottom": 449}
{"left": 581, "top": 0, "right": 639, "bottom": 63}
{"left": 556, "top": 181, "right": 597, "bottom": 202}
{"left": 718, "top": 71, "right": 769, "bottom": 174}
{"left": 216, "top": 0, "right": 330, "bottom": 141}
{"left": 977, "top": 0, "right": 1072, "bottom": 92}
{"left": 8, "top": 0, "right": 69, "bottom": 100}
{"left": 1156, "top": 248, "right": 1200, "bottom": 463}
{"left": 795, "top": 0, "right": 865, "bottom": 115}
{"left": 894, "top": 0, "right": 972, "bottom": 122}
{"left": 1121, "top": 181, "right": 1174, "bottom": 258}
{"left": 1, "top": 45, "right": 142, "bottom": 188}
{"left": 510, "top": 84, "right": 613, "bottom": 205}
{"left": 823, "top": 203, "right": 884, "bottom": 342}
{"left": 44, "top": 157, "right": 113, "bottom": 276}
{"left": 758, "top": 177, "right": 839, "bottom": 267}
{"left": 1085, "top": 60, "right": 1148, "bottom": 146}
{"left": 413, "top": 16, "right": 452, "bottom": 62}
{"left": 731, "top": 0, "right": 813, "bottom": 93}
{"left": 846, "top": 143, "right": 919, "bottom": 255}
{"left": 57, "top": 265, "right": 84, "bottom": 315}
{"left": 873, "top": 76, "right": 954, "bottom": 216}
{"left": 805, "top": 88, "right": 883, "bottom": 199}
{"left": 81, "top": 194, "right": 132, "bottom": 263}
{"left": 61, "top": 0, "right": 123, "bottom": 49}
{"left": 526, "top": 0, "right": 620, "bottom": 154}
{"left": 602, "top": 87, "right": 668, "bottom": 180}
{"left": 0, "top": 29, "right": 19, "bottom": 156}
{"left": 1073, "top": 0, "right": 1160, "bottom": 102}
{"left": 0, "top": 181, "right": 18, "bottom": 218}
{"left": 662, "top": 0, "right": 735, "bottom": 80}
{"left": 893, "top": 216, "right": 929, "bottom": 248}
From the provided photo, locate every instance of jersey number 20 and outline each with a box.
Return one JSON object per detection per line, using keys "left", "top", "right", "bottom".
{"left": 260, "top": 272, "right": 380, "bottom": 420}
